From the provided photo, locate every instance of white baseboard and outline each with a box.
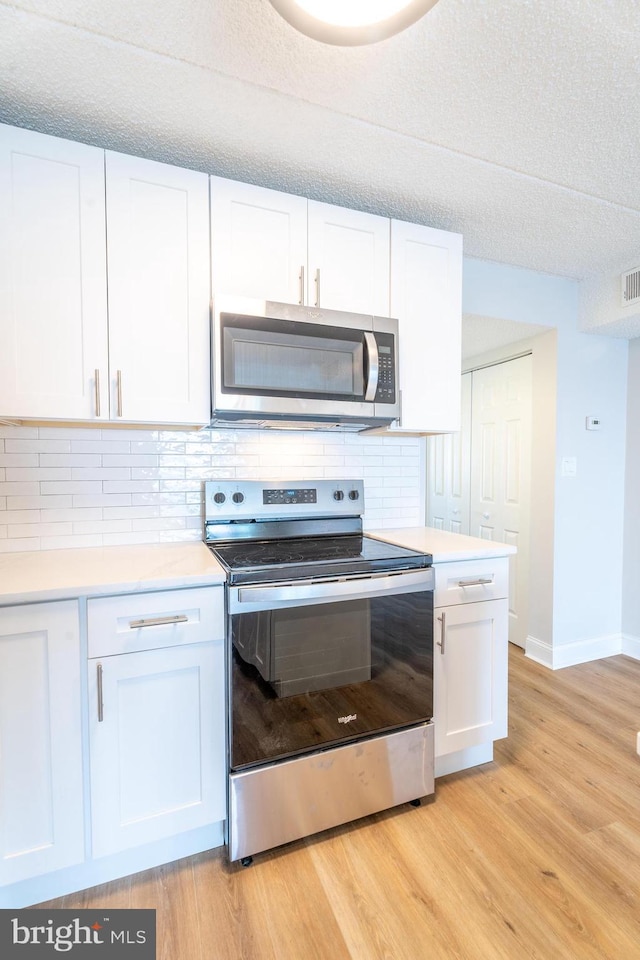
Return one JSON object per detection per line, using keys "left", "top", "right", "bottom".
{"left": 622, "top": 633, "right": 640, "bottom": 659}
{"left": 525, "top": 633, "right": 632, "bottom": 670}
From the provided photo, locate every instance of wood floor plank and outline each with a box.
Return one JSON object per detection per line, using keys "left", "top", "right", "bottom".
{"left": 35, "top": 645, "right": 640, "bottom": 960}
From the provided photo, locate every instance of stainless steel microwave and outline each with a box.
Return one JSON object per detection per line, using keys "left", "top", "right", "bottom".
{"left": 210, "top": 297, "right": 400, "bottom": 430}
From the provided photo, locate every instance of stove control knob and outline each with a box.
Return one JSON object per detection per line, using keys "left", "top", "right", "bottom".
{"left": 213, "top": 492, "right": 226, "bottom": 504}
{"left": 333, "top": 490, "right": 344, "bottom": 501}
{"left": 348, "top": 489, "right": 360, "bottom": 501}
{"left": 232, "top": 492, "right": 245, "bottom": 504}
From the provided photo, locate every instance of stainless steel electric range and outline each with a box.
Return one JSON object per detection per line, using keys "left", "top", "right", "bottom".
{"left": 204, "top": 479, "right": 435, "bottom": 863}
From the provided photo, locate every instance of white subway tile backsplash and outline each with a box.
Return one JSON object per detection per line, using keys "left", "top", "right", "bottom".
{"left": 8, "top": 495, "right": 73, "bottom": 510}
{"left": 39, "top": 454, "right": 102, "bottom": 467}
{"left": 6, "top": 468, "right": 72, "bottom": 481}
{"left": 2, "top": 510, "right": 41, "bottom": 524}
{"left": 9, "top": 521, "right": 73, "bottom": 538}
{"left": 41, "top": 481, "right": 103, "bottom": 495}
{"left": 0, "top": 425, "right": 425, "bottom": 551}
{"left": 5, "top": 439, "right": 71, "bottom": 453}
{"left": 0, "top": 537, "right": 41, "bottom": 552}
{"left": 71, "top": 440, "right": 131, "bottom": 454}
{"left": 71, "top": 467, "right": 131, "bottom": 481}
{"left": 72, "top": 494, "right": 132, "bottom": 508}
{"left": 0, "top": 454, "right": 39, "bottom": 467}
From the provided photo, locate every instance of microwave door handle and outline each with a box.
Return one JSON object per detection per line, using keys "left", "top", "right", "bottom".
{"left": 363, "top": 332, "right": 379, "bottom": 402}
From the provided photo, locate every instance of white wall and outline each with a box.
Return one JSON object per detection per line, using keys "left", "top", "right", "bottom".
{"left": 622, "top": 339, "right": 640, "bottom": 647}
{"left": 463, "top": 257, "right": 628, "bottom": 665}
{"left": 0, "top": 426, "right": 425, "bottom": 552}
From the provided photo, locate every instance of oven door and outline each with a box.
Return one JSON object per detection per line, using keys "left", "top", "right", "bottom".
{"left": 227, "top": 568, "right": 434, "bottom": 770}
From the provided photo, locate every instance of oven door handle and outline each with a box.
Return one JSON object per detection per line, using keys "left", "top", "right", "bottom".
{"left": 231, "top": 568, "right": 433, "bottom": 612}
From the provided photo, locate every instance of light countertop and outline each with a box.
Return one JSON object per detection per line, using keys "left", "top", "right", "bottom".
{"left": 0, "top": 529, "right": 515, "bottom": 607}
{"left": 0, "top": 541, "right": 226, "bottom": 606}
{"left": 367, "top": 527, "right": 517, "bottom": 563}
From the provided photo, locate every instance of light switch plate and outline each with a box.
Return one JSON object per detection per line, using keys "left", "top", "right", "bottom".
{"left": 561, "top": 457, "right": 577, "bottom": 478}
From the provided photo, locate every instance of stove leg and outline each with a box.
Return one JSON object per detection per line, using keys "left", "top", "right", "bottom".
{"left": 240, "top": 856, "right": 254, "bottom": 867}
{"left": 410, "top": 798, "right": 421, "bottom": 807}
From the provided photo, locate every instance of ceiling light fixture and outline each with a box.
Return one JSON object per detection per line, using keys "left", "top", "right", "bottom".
{"left": 269, "top": 0, "right": 440, "bottom": 46}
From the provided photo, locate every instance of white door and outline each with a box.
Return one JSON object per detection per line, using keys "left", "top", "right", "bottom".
{"left": 433, "top": 598, "right": 508, "bottom": 757}
{"left": 105, "top": 152, "right": 211, "bottom": 424}
{"left": 469, "top": 356, "right": 532, "bottom": 648}
{"left": 0, "top": 124, "right": 108, "bottom": 420}
{"left": 0, "top": 601, "right": 84, "bottom": 885}
{"left": 426, "top": 373, "right": 471, "bottom": 531}
{"left": 210, "top": 176, "right": 308, "bottom": 304}
{"left": 88, "top": 640, "right": 225, "bottom": 858}
{"left": 389, "top": 220, "right": 463, "bottom": 433}
{"left": 307, "top": 201, "right": 390, "bottom": 315}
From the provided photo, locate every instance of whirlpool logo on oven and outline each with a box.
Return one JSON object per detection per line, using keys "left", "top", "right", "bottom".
{"left": 338, "top": 713, "right": 357, "bottom": 724}
{"left": 1, "top": 909, "right": 156, "bottom": 957}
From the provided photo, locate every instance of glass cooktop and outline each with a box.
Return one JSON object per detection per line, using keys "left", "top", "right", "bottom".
{"left": 209, "top": 535, "right": 432, "bottom": 585}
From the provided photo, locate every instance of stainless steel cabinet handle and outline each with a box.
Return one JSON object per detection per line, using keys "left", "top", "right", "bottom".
{"left": 97, "top": 663, "right": 104, "bottom": 722}
{"left": 116, "top": 370, "right": 123, "bottom": 418}
{"left": 299, "top": 265, "right": 305, "bottom": 305}
{"left": 315, "top": 268, "right": 321, "bottom": 307}
{"left": 437, "top": 611, "right": 446, "bottom": 655}
{"left": 94, "top": 369, "right": 101, "bottom": 417}
{"left": 128, "top": 614, "right": 189, "bottom": 629}
{"left": 457, "top": 577, "right": 494, "bottom": 587}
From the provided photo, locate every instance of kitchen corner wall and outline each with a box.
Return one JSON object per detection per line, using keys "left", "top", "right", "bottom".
{"left": 0, "top": 425, "right": 425, "bottom": 552}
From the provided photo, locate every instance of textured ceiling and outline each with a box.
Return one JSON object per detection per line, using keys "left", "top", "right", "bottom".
{"left": 1, "top": 0, "right": 640, "bottom": 283}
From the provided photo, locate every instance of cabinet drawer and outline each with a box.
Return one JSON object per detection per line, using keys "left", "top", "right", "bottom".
{"left": 88, "top": 586, "right": 224, "bottom": 657}
{"left": 434, "top": 558, "right": 509, "bottom": 607}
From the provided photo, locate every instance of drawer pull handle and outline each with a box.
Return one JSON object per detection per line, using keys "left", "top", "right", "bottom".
{"left": 457, "top": 577, "right": 494, "bottom": 587}
{"left": 437, "top": 611, "right": 446, "bottom": 655}
{"left": 97, "top": 663, "right": 104, "bottom": 722}
{"left": 128, "top": 614, "right": 189, "bottom": 629}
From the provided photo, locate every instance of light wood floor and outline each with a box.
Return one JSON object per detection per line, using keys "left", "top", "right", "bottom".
{"left": 41, "top": 647, "right": 640, "bottom": 959}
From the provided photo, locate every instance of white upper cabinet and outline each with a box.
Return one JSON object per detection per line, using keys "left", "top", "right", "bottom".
{"left": 307, "top": 201, "right": 390, "bottom": 316}
{"left": 210, "top": 178, "right": 390, "bottom": 316}
{"left": 106, "top": 152, "right": 211, "bottom": 424}
{"left": 390, "top": 220, "right": 462, "bottom": 433}
{"left": 0, "top": 124, "right": 108, "bottom": 420}
{"left": 210, "top": 177, "right": 307, "bottom": 303}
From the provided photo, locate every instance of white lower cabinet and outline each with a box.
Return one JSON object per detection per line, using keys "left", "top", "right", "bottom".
{"left": 433, "top": 559, "right": 509, "bottom": 762}
{"left": 0, "top": 601, "right": 84, "bottom": 886}
{"left": 87, "top": 587, "right": 226, "bottom": 858}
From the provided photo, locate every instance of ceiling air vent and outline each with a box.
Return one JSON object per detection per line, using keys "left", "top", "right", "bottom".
{"left": 621, "top": 267, "right": 640, "bottom": 306}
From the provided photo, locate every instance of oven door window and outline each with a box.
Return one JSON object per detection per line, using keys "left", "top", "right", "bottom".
{"left": 230, "top": 590, "right": 433, "bottom": 770}
{"left": 221, "top": 314, "right": 365, "bottom": 401}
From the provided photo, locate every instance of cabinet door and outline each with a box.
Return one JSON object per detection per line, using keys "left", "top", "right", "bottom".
{"left": 390, "top": 220, "right": 462, "bottom": 433}
{"left": 433, "top": 598, "right": 508, "bottom": 757}
{"left": 210, "top": 176, "right": 307, "bottom": 304}
{"left": 307, "top": 201, "right": 390, "bottom": 315}
{"left": 88, "top": 640, "right": 225, "bottom": 857}
{"left": 106, "top": 152, "right": 210, "bottom": 424}
{"left": 0, "top": 124, "right": 108, "bottom": 420}
{"left": 0, "top": 601, "right": 84, "bottom": 885}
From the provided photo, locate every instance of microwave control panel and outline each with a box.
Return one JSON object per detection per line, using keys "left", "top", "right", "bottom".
{"left": 374, "top": 332, "right": 396, "bottom": 404}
